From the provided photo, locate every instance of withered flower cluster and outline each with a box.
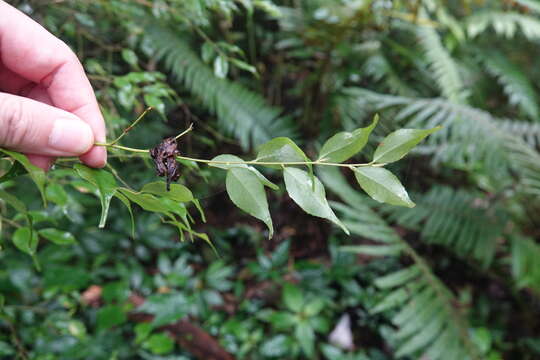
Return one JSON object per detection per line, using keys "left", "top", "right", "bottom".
{"left": 149, "top": 137, "right": 181, "bottom": 191}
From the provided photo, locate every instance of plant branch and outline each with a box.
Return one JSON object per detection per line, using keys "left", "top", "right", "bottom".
{"left": 109, "top": 107, "right": 153, "bottom": 145}
{"left": 94, "top": 142, "right": 382, "bottom": 168}
{"left": 174, "top": 123, "right": 194, "bottom": 140}
{"left": 0, "top": 315, "right": 29, "bottom": 360}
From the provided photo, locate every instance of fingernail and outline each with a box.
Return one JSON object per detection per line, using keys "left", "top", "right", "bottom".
{"left": 48, "top": 118, "right": 94, "bottom": 154}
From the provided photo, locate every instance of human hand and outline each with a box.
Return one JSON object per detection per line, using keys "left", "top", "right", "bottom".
{"left": 0, "top": 1, "right": 106, "bottom": 170}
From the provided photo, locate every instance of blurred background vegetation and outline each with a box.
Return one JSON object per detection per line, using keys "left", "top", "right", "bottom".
{"left": 2, "top": 0, "right": 540, "bottom": 359}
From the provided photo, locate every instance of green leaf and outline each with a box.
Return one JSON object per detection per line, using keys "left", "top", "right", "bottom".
{"left": 304, "top": 298, "right": 325, "bottom": 316}
{"left": 218, "top": 42, "right": 245, "bottom": 56}
{"left": 44, "top": 265, "right": 90, "bottom": 292}
{"left": 283, "top": 283, "right": 304, "bottom": 312}
{"left": 201, "top": 42, "right": 216, "bottom": 63}
{"left": 0, "top": 149, "right": 47, "bottom": 205}
{"left": 38, "top": 228, "right": 76, "bottom": 245}
{"left": 353, "top": 167, "right": 415, "bottom": 207}
{"left": 320, "top": 344, "right": 343, "bottom": 359}
{"left": 67, "top": 320, "right": 87, "bottom": 339}
{"left": 141, "top": 181, "right": 194, "bottom": 202}
{"left": 74, "top": 164, "right": 117, "bottom": 227}
{"left": 144, "top": 333, "right": 174, "bottom": 355}
{"left": 295, "top": 321, "right": 315, "bottom": 357}
{"left": 271, "top": 239, "right": 290, "bottom": 267}
{"left": 214, "top": 55, "right": 229, "bottom": 78}
{"left": 371, "top": 287, "right": 413, "bottom": 314}
{"left": 0, "top": 341, "right": 14, "bottom": 356}
{"left": 372, "top": 127, "right": 440, "bottom": 163}
{"left": 121, "top": 49, "right": 139, "bottom": 67}
{"left": 45, "top": 183, "right": 68, "bottom": 206}
{"left": 230, "top": 58, "right": 257, "bottom": 75}
{"left": 210, "top": 154, "right": 278, "bottom": 190}
{"left": 0, "top": 189, "right": 27, "bottom": 214}
{"left": 396, "top": 312, "right": 445, "bottom": 357}
{"left": 13, "top": 227, "right": 38, "bottom": 255}
{"left": 374, "top": 266, "right": 421, "bottom": 289}
{"left": 156, "top": 198, "right": 187, "bottom": 218}
{"left": 117, "top": 188, "right": 172, "bottom": 215}
{"left": 138, "top": 293, "right": 189, "bottom": 327}
{"left": 191, "top": 198, "right": 206, "bottom": 222}
{"left": 254, "top": 0, "right": 282, "bottom": 17}
{"left": 262, "top": 311, "right": 297, "bottom": 330}
{"left": 134, "top": 323, "right": 153, "bottom": 344}
{"left": 470, "top": 327, "right": 492, "bottom": 354}
{"left": 256, "top": 137, "right": 310, "bottom": 169}
{"left": 26, "top": 210, "right": 52, "bottom": 225}
{"left": 238, "top": 0, "right": 254, "bottom": 14}
{"left": 143, "top": 94, "right": 165, "bottom": 116}
{"left": 114, "top": 193, "right": 135, "bottom": 238}
{"left": 205, "top": 260, "right": 233, "bottom": 290}
{"left": 225, "top": 168, "right": 273, "bottom": 238}
{"left": 102, "top": 281, "right": 130, "bottom": 303}
{"left": 260, "top": 335, "right": 290, "bottom": 357}
{"left": 0, "top": 161, "right": 26, "bottom": 184}
{"left": 309, "top": 315, "right": 329, "bottom": 333}
{"left": 0, "top": 189, "right": 31, "bottom": 235}
{"left": 318, "top": 115, "right": 378, "bottom": 163}
{"left": 341, "top": 244, "right": 403, "bottom": 256}
{"left": 96, "top": 305, "right": 127, "bottom": 331}
{"left": 283, "top": 167, "right": 349, "bottom": 234}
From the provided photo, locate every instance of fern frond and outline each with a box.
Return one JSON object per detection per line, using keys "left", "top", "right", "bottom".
{"left": 143, "top": 23, "right": 295, "bottom": 149}
{"left": 497, "top": 118, "right": 540, "bottom": 147}
{"left": 511, "top": 236, "right": 540, "bottom": 291}
{"left": 342, "top": 88, "right": 540, "bottom": 179}
{"left": 362, "top": 53, "right": 419, "bottom": 97}
{"left": 381, "top": 186, "right": 508, "bottom": 267}
{"left": 340, "top": 89, "right": 506, "bottom": 173}
{"left": 466, "top": 11, "right": 540, "bottom": 40}
{"left": 514, "top": 0, "right": 540, "bottom": 14}
{"left": 319, "top": 167, "right": 482, "bottom": 360}
{"left": 477, "top": 51, "right": 539, "bottom": 120}
{"left": 505, "top": 137, "right": 540, "bottom": 199}
{"left": 416, "top": 24, "right": 467, "bottom": 102}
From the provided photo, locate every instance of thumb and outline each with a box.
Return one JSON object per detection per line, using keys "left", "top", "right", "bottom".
{"left": 0, "top": 92, "right": 94, "bottom": 156}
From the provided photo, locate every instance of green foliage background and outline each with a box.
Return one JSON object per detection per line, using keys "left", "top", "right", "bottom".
{"left": 2, "top": 0, "right": 540, "bottom": 359}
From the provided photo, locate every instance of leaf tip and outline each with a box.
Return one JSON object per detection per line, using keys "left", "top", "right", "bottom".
{"left": 266, "top": 220, "right": 274, "bottom": 239}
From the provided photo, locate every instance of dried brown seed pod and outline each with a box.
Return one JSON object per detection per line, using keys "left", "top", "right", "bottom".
{"left": 149, "top": 137, "right": 181, "bottom": 191}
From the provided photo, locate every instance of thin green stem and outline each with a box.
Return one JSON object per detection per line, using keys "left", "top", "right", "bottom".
{"left": 106, "top": 163, "right": 132, "bottom": 189}
{"left": 109, "top": 107, "right": 153, "bottom": 145}
{"left": 1, "top": 217, "right": 22, "bottom": 229}
{"left": 94, "top": 142, "right": 382, "bottom": 168}
{"left": 94, "top": 143, "right": 147, "bottom": 153}
{"left": 174, "top": 123, "right": 194, "bottom": 140}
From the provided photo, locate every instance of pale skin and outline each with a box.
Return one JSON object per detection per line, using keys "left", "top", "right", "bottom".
{"left": 0, "top": 1, "right": 106, "bottom": 170}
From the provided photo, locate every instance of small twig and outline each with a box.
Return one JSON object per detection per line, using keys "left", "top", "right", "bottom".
{"left": 109, "top": 107, "right": 153, "bottom": 146}
{"left": 1, "top": 316, "right": 29, "bottom": 360}
{"left": 106, "top": 164, "right": 132, "bottom": 189}
{"left": 1, "top": 217, "right": 22, "bottom": 229}
{"left": 174, "top": 123, "right": 194, "bottom": 140}
{"left": 94, "top": 141, "right": 382, "bottom": 168}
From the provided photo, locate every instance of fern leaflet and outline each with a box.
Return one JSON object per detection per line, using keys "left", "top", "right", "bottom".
{"left": 319, "top": 167, "right": 482, "bottom": 360}
{"left": 143, "top": 23, "right": 296, "bottom": 149}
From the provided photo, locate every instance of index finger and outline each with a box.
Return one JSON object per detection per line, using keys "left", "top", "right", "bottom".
{"left": 0, "top": 1, "right": 106, "bottom": 167}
